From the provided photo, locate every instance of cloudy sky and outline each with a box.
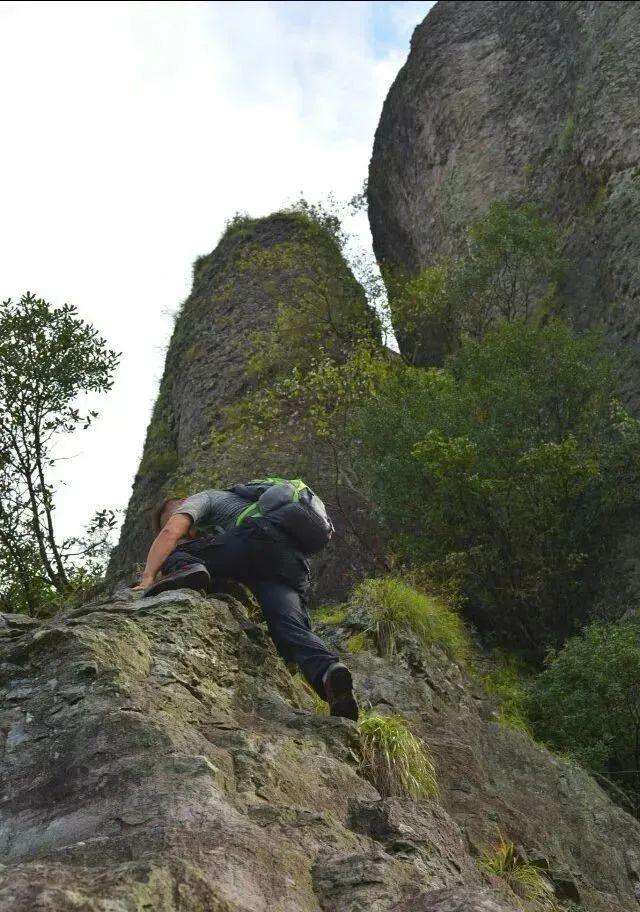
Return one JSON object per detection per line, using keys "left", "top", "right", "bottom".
{"left": 0, "top": 0, "right": 434, "bottom": 542}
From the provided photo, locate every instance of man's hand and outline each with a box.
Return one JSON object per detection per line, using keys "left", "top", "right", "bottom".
{"left": 131, "top": 512, "right": 194, "bottom": 593}
{"left": 132, "top": 575, "right": 155, "bottom": 592}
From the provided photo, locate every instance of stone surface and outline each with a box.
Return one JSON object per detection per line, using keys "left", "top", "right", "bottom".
{"left": 369, "top": 0, "right": 640, "bottom": 392}
{"left": 1, "top": 591, "right": 639, "bottom": 911}
{"left": 108, "top": 212, "right": 384, "bottom": 602}
{"left": 316, "top": 606, "right": 640, "bottom": 912}
{"left": 390, "top": 890, "right": 518, "bottom": 912}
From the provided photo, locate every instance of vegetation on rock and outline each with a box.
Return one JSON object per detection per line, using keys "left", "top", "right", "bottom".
{"left": 479, "top": 839, "right": 557, "bottom": 909}
{"left": 358, "top": 712, "right": 439, "bottom": 799}
{"left": 387, "top": 201, "right": 564, "bottom": 364}
{"left": 350, "top": 576, "right": 470, "bottom": 665}
{"left": 353, "top": 319, "right": 640, "bottom": 655}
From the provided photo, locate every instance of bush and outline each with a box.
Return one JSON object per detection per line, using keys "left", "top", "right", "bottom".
{"left": 351, "top": 577, "right": 470, "bottom": 665}
{"left": 353, "top": 319, "right": 640, "bottom": 655}
{"left": 532, "top": 617, "right": 640, "bottom": 812}
{"left": 358, "top": 713, "right": 438, "bottom": 798}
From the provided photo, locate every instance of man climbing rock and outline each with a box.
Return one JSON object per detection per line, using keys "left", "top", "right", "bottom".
{"left": 133, "top": 480, "right": 359, "bottom": 721}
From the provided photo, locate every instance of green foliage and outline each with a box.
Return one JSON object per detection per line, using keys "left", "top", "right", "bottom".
{"left": 209, "top": 340, "right": 391, "bottom": 545}
{"left": 584, "top": 183, "right": 608, "bottom": 221}
{"left": 479, "top": 839, "right": 557, "bottom": 908}
{"left": 390, "top": 201, "right": 564, "bottom": 362}
{"left": 311, "top": 606, "right": 347, "bottom": 625}
{"left": 353, "top": 319, "right": 640, "bottom": 654}
{"left": 522, "top": 161, "right": 535, "bottom": 182}
{"left": 351, "top": 577, "right": 470, "bottom": 665}
{"left": 0, "top": 293, "right": 120, "bottom": 614}
{"left": 143, "top": 449, "right": 180, "bottom": 476}
{"left": 346, "top": 631, "right": 371, "bottom": 654}
{"left": 559, "top": 112, "right": 576, "bottom": 153}
{"left": 191, "top": 253, "right": 208, "bottom": 284}
{"left": 532, "top": 617, "right": 640, "bottom": 811}
{"left": 480, "top": 652, "right": 533, "bottom": 735}
{"left": 358, "top": 712, "right": 439, "bottom": 798}
{"left": 241, "top": 247, "right": 380, "bottom": 379}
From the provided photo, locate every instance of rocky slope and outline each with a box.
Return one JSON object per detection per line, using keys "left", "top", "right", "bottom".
{"left": 368, "top": 1, "right": 640, "bottom": 394}
{"left": 1, "top": 588, "right": 639, "bottom": 911}
{"left": 108, "top": 212, "right": 382, "bottom": 601}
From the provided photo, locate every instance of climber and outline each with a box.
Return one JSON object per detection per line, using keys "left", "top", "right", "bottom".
{"left": 132, "top": 486, "right": 359, "bottom": 721}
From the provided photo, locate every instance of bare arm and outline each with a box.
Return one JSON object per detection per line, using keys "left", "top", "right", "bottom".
{"left": 132, "top": 513, "right": 193, "bottom": 590}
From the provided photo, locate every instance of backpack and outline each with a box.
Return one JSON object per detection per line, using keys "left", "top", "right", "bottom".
{"left": 229, "top": 477, "right": 334, "bottom": 554}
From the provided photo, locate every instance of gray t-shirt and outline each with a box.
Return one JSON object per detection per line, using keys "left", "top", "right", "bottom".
{"left": 174, "top": 489, "right": 250, "bottom": 535}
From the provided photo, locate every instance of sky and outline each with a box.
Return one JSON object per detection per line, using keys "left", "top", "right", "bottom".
{"left": 0, "top": 0, "right": 435, "bottom": 542}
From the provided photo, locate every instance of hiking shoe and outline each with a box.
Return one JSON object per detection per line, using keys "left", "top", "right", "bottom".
{"left": 322, "top": 662, "right": 359, "bottom": 721}
{"left": 143, "top": 563, "right": 211, "bottom": 598}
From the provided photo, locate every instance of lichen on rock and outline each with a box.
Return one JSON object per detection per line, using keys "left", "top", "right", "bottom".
{"left": 1, "top": 586, "right": 639, "bottom": 911}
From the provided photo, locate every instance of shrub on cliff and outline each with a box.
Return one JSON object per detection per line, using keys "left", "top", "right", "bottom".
{"left": 388, "top": 200, "right": 564, "bottom": 363}
{"left": 353, "top": 319, "right": 640, "bottom": 655}
{"left": 532, "top": 617, "right": 640, "bottom": 814}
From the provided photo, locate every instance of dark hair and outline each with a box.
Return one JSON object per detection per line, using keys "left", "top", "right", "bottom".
{"left": 152, "top": 496, "right": 184, "bottom": 534}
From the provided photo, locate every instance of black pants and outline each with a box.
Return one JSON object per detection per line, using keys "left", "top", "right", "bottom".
{"left": 162, "top": 519, "right": 339, "bottom": 697}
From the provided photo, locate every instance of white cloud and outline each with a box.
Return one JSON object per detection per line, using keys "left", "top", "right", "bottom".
{"left": 0, "top": 0, "right": 433, "bottom": 541}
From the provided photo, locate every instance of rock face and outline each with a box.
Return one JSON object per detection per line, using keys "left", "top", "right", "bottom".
{"left": 108, "top": 212, "right": 382, "bottom": 600}
{"left": 1, "top": 591, "right": 639, "bottom": 911}
{"left": 369, "top": 1, "right": 640, "bottom": 399}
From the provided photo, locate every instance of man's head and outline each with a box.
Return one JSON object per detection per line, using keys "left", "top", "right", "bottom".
{"left": 152, "top": 497, "right": 186, "bottom": 534}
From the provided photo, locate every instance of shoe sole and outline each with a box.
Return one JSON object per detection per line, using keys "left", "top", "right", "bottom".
{"left": 143, "top": 568, "right": 210, "bottom": 598}
{"left": 326, "top": 665, "right": 359, "bottom": 721}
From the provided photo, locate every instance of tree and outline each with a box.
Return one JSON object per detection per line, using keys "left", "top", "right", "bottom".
{"left": 353, "top": 320, "right": 640, "bottom": 655}
{"left": 0, "top": 292, "right": 119, "bottom": 613}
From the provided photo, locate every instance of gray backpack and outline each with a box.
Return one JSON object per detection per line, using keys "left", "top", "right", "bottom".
{"left": 229, "top": 477, "right": 334, "bottom": 554}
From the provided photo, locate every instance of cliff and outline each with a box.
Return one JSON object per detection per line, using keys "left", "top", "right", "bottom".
{"left": 368, "top": 0, "right": 640, "bottom": 401}
{"left": 1, "top": 589, "right": 639, "bottom": 911}
{"left": 108, "top": 211, "right": 383, "bottom": 601}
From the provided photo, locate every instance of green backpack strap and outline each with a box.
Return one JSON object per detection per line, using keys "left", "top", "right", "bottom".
{"left": 235, "top": 500, "right": 263, "bottom": 526}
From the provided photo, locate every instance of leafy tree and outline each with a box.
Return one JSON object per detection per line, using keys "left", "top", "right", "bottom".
{"left": 532, "top": 617, "right": 640, "bottom": 814}
{"left": 390, "top": 201, "right": 564, "bottom": 364}
{"left": 0, "top": 292, "right": 119, "bottom": 613}
{"left": 353, "top": 319, "right": 640, "bottom": 655}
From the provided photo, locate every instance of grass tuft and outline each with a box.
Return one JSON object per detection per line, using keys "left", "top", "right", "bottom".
{"left": 357, "top": 712, "right": 438, "bottom": 799}
{"left": 351, "top": 577, "right": 470, "bottom": 665}
{"left": 479, "top": 839, "right": 557, "bottom": 908}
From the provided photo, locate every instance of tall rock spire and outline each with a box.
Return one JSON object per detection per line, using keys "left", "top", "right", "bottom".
{"left": 109, "top": 211, "right": 384, "bottom": 598}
